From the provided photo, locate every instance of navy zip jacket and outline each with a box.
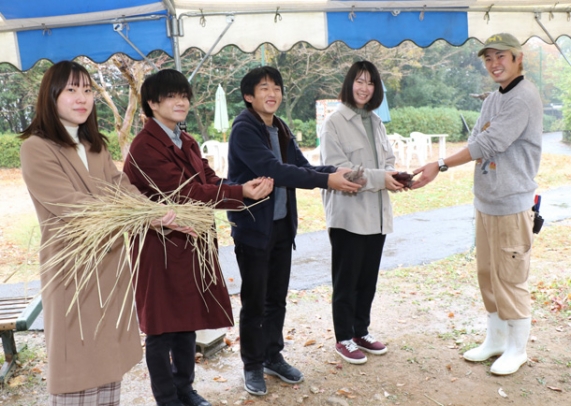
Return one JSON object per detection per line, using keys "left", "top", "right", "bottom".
{"left": 227, "top": 108, "right": 336, "bottom": 249}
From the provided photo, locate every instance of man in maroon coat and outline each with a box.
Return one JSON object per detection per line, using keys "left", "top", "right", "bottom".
{"left": 124, "top": 69, "right": 273, "bottom": 406}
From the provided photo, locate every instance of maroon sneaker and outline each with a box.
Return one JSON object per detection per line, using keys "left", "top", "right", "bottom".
{"left": 335, "top": 340, "right": 367, "bottom": 364}
{"left": 353, "top": 334, "right": 388, "bottom": 355}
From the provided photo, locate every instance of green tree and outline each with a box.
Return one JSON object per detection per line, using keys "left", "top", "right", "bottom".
{"left": 0, "top": 61, "right": 49, "bottom": 133}
{"left": 391, "top": 39, "right": 488, "bottom": 111}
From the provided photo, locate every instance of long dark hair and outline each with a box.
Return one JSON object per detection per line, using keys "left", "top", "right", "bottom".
{"left": 339, "top": 61, "right": 384, "bottom": 111}
{"left": 20, "top": 61, "right": 107, "bottom": 152}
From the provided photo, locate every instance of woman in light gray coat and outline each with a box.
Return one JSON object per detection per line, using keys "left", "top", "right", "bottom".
{"left": 320, "top": 61, "right": 404, "bottom": 365}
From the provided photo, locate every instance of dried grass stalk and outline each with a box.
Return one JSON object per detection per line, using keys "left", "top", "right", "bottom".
{"left": 39, "top": 175, "right": 242, "bottom": 340}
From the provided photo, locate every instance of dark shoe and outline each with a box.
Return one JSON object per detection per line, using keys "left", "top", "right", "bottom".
{"left": 263, "top": 359, "right": 304, "bottom": 384}
{"left": 243, "top": 368, "right": 267, "bottom": 396}
{"left": 335, "top": 340, "right": 367, "bottom": 364}
{"left": 352, "top": 334, "right": 388, "bottom": 355}
{"left": 178, "top": 388, "right": 211, "bottom": 406}
{"left": 157, "top": 400, "right": 184, "bottom": 406}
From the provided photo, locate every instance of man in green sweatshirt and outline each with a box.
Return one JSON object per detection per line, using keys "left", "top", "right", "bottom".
{"left": 413, "top": 32, "right": 542, "bottom": 376}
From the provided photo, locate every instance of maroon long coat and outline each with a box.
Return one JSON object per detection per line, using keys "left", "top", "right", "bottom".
{"left": 123, "top": 119, "right": 243, "bottom": 335}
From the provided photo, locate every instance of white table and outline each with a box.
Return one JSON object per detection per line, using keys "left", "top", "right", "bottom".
{"left": 426, "top": 134, "right": 448, "bottom": 158}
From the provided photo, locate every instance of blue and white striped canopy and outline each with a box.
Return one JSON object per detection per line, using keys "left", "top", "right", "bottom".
{"left": 1, "top": 0, "right": 570, "bottom": 70}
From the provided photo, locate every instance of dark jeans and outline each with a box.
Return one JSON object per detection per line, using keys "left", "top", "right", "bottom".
{"left": 329, "top": 228, "right": 386, "bottom": 342}
{"left": 235, "top": 218, "right": 293, "bottom": 370}
{"left": 145, "top": 331, "right": 196, "bottom": 404}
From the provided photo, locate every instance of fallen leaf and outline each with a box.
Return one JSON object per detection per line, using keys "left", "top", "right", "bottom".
{"left": 213, "top": 375, "right": 227, "bottom": 382}
{"left": 228, "top": 277, "right": 234, "bottom": 282}
{"left": 224, "top": 337, "right": 233, "bottom": 346}
{"left": 446, "top": 364, "right": 452, "bottom": 371}
{"left": 450, "top": 377, "right": 458, "bottom": 382}
{"left": 498, "top": 388, "right": 508, "bottom": 398}
{"left": 304, "top": 339, "right": 316, "bottom": 347}
{"left": 448, "top": 312, "right": 455, "bottom": 318}
{"left": 336, "top": 388, "right": 356, "bottom": 398}
{"left": 547, "top": 386, "right": 563, "bottom": 392}
{"left": 7, "top": 375, "right": 26, "bottom": 387}
{"left": 285, "top": 335, "right": 295, "bottom": 340}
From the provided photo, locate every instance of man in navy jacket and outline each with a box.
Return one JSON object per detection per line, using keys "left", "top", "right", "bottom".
{"left": 227, "top": 66, "right": 361, "bottom": 396}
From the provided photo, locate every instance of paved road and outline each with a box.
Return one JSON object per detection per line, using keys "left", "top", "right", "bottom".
{"left": 3, "top": 132, "right": 570, "bottom": 329}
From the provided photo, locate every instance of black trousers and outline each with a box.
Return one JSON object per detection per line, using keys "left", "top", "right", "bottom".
{"left": 329, "top": 228, "right": 386, "bottom": 342}
{"left": 145, "top": 331, "right": 196, "bottom": 404}
{"left": 235, "top": 218, "right": 293, "bottom": 370}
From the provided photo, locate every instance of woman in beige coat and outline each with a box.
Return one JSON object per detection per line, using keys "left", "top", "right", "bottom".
{"left": 320, "top": 61, "right": 404, "bottom": 365}
{"left": 19, "top": 61, "right": 184, "bottom": 405}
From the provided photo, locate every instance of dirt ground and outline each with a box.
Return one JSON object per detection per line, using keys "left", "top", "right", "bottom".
{"left": 1, "top": 168, "right": 570, "bottom": 406}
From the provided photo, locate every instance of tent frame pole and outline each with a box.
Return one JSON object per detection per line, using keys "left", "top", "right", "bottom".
{"left": 162, "top": 0, "right": 183, "bottom": 72}
{"left": 187, "top": 15, "right": 235, "bottom": 83}
{"left": 113, "top": 23, "right": 159, "bottom": 71}
{"left": 534, "top": 13, "right": 571, "bottom": 68}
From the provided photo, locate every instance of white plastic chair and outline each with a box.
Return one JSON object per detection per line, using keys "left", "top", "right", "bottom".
{"left": 408, "top": 132, "right": 432, "bottom": 167}
{"left": 387, "top": 133, "right": 407, "bottom": 166}
{"left": 200, "top": 140, "right": 223, "bottom": 173}
{"left": 302, "top": 145, "right": 321, "bottom": 165}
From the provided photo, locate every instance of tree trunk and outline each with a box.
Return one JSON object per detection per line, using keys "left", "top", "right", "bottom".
{"left": 192, "top": 106, "right": 208, "bottom": 141}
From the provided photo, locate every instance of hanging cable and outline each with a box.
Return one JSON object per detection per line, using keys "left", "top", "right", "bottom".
{"left": 274, "top": 7, "right": 282, "bottom": 23}
{"left": 484, "top": 4, "right": 494, "bottom": 24}
{"left": 349, "top": 5, "right": 356, "bottom": 21}
{"left": 199, "top": 9, "right": 206, "bottom": 27}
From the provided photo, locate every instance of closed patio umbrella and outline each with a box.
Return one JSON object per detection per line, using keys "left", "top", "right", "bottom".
{"left": 214, "top": 84, "right": 229, "bottom": 142}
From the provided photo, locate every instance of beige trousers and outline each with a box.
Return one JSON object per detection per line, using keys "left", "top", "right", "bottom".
{"left": 475, "top": 209, "right": 534, "bottom": 320}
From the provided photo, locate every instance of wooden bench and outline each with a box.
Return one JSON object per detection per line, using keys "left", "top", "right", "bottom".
{"left": 0, "top": 295, "right": 43, "bottom": 386}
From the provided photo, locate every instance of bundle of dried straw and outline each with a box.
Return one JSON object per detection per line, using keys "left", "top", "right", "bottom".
{"left": 39, "top": 176, "right": 239, "bottom": 339}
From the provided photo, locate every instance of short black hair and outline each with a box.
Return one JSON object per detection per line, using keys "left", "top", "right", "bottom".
{"left": 240, "top": 66, "right": 284, "bottom": 108}
{"left": 141, "top": 69, "right": 193, "bottom": 118}
{"left": 339, "top": 61, "right": 383, "bottom": 111}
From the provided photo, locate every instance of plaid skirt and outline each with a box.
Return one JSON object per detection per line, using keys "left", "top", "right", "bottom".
{"left": 48, "top": 381, "right": 121, "bottom": 406}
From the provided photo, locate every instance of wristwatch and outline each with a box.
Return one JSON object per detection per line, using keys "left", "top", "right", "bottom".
{"left": 438, "top": 158, "right": 448, "bottom": 172}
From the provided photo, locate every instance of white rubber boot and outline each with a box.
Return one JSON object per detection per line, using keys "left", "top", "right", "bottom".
{"left": 490, "top": 318, "right": 530, "bottom": 375}
{"left": 463, "top": 312, "right": 508, "bottom": 362}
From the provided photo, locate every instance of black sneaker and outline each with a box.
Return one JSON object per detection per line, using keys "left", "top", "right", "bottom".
{"left": 177, "top": 389, "right": 211, "bottom": 406}
{"left": 243, "top": 368, "right": 267, "bottom": 396}
{"left": 157, "top": 400, "right": 184, "bottom": 406}
{"left": 263, "top": 359, "right": 304, "bottom": 384}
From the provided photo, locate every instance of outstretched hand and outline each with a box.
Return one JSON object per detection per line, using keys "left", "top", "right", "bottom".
{"left": 385, "top": 171, "right": 405, "bottom": 192}
{"left": 243, "top": 177, "right": 274, "bottom": 200}
{"left": 411, "top": 162, "right": 439, "bottom": 189}
{"left": 328, "top": 168, "right": 362, "bottom": 193}
{"left": 151, "top": 210, "right": 197, "bottom": 236}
